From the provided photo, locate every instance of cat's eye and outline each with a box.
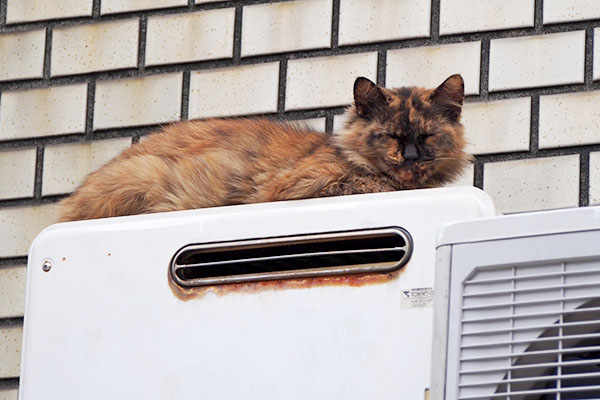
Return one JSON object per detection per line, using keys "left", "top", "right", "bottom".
{"left": 418, "top": 133, "right": 435, "bottom": 142}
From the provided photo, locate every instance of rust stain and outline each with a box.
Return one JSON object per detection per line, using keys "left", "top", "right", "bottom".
{"left": 168, "top": 268, "right": 403, "bottom": 301}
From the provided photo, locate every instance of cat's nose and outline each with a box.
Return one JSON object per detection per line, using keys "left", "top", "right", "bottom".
{"left": 403, "top": 143, "right": 419, "bottom": 160}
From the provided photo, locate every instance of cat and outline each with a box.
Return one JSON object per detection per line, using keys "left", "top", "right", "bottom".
{"left": 58, "top": 74, "right": 468, "bottom": 222}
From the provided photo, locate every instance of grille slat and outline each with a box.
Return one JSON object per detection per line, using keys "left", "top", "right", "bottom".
{"left": 460, "top": 332, "right": 600, "bottom": 350}
{"left": 460, "top": 370, "right": 600, "bottom": 388}
{"left": 463, "top": 280, "right": 600, "bottom": 299}
{"left": 456, "top": 260, "right": 600, "bottom": 399}
{"left": 460, "top": 344, "right": 600, "bottom": 363}
{"left": 173, "top": 247, "right": 406, "bottom": 271}
{"left": 462, "top": 319, "right": 600, "bottom": 337}
{"left": 460, "top": 357, "right": 600, "bottom": 375}
{"left": 462, "top": 294, "right": 600, "bottom": 312}
{"left": 461, "top": 305, "right": 600, "bottom": 323}
{"left": 170, "top": 227, "right": 412, "bottom": 287}
{"left": 465, "top": 268, "right": 600, "bottom": 286}
{"left": 458, "top": 384, "right": 600, "bottom": 400}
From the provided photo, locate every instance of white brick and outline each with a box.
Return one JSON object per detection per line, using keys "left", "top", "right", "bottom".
{"left": 51, "top": 19, "right": 139, "bottom": 76}
{"left": 286, "top": 53, "right": 378, "bottom": 110}
{"left": 489, "top": 31, "right": 585, "bottom": 92}
{"left": 242, "top": 0, "right": 331, "bottom": 57}
{"left": 146, "top": 9, "right": 234, "bottom": 66}
{"left": 0, "top": 30, "right": 45, "bottom": 81}
{"left": 0, "top": 149, "right": 36, "bottom": 200}
{"left": 196, "top": 0, "right": 225, "bottom": 3}
{"left": 0, "top": 388, "right": 17, "bottom": 400}
{"left": 540, "top": 91, "right": 600, "bottom": 149}
{"left": 339, "top": 0, "right": 430, "bottom": 45}
{"left": 43, "top": 138, "right": 132, "bottom": 196}
{"left": 189, "top": 63, "right": 279, "bottom": 119}
{"left": 0, "top": 204, "right": 59, "bottom": 257}
{"left": 290, "top": 117, "right": 326, "bottom": 131}
{"left": 94, "top": 74, "right": 182, "bottom": 129}
{"left": 333, "top": 113, "right": 349, "bottom": 132}
{"left": 462, "top": 97, "right": 530, "bottom": 155}
{"left": 484, "top": 155, "right": 579, "bottom": 213}
{"left": 544, "top": 0, "right": 600, "bottom": 24}
{"left": 0, "top": 84, "right": 87, "bottom": 140}
{"left": 101, "top": 0, "right": 187, "bottom": 14}
{"left": 7, "top": 0, "right": 92, "bottom": 23}
{"left": 0, "top": 265, "right": 26, "bottom": 319}
{"left": 445, "top": 163, "right": 474, "bottom": 187}
{"left": 386, "top": 42, "right": 481, "bottom": 95}
{"left": 595, "top": 28, "right": 600, "bottom": 81}
{"left": 0, "top": 326, "right": 22, "bottom": 378}
{"left": 590, "top": 152, "right": 600, "bottom": 206}
{"left": 440, "top": 0, "right": 533, "bottom": 35}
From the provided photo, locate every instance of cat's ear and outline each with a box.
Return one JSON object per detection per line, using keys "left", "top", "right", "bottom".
{"left": 353, "top": 77, "right": 388, "bottom": 119}
{"left": 430, "top": 74, "right": 464, "bottom": 121}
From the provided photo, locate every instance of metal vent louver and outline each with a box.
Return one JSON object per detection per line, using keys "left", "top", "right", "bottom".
{"left": 170, "top": 227, "right": 412, "bottom": 287}
{"left": 457, "top": 260, "right": 600, "bottom": 400}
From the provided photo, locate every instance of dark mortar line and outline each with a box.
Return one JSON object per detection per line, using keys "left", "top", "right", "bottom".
{"left": 325, "top": 115, "right": 334, "bottom": 133}
{"left": 85, "top": 78, "right": 96, "bottom": 138}
{"left": 277, "top": 59, "right": 288, "bottom": 115}
{"left": 534, "top": 0, "right": 543, "bottom": 32}
{"left": 529, "top": 95, "right": 540, "bottom": 154}
{"left": 42, "top": 27, "right": 52, "bottom": 80}
{"left": 0, "top": 317, "right": 23, "bottom": 328}
{"left": 376, "top": 50, "right": 386, "bottom": 86}
{"left": 473, "top": 160, "right": 484, "bottom": 190}
{"left": 0, "top": 127, "right": 149, "bottom": 151}
{"left": 475, "top": 145, "right": 600, "bottom": 164}
{"left": 580, "top": 152, "right": 590, "bottom": 207}
{"left": 430, "top": 0, "right": 440, "bottom": 42}
{"left": 479, "top": 40, "right": 490, "bottom": 99}
{"left": 585, "top": 28, "right": 594, "bottom": 86}
{"left": 0, "top": 378, "right": 19, "bottom": 391}
{"left": 137, "top": 15, "right": 147, "bottom": 72}
{"left": 330, "top": 0, "right": 339, "bottom": 49}
{"left": 34, "top": 147, "right": 44, "bottom": 200}
{"left": 465, "top": 81, "right": 600, "bottom": 102}
{"left": 0, "top": 256, "right": 27, "bottom": 268}
{"left": 0, "top": 0, "right": 7, "bottom": 26}
{"left": 180, "top": 71, "right": 190, "bottom": 121}
{"left": 188, "top": 0, "right": 194, "bottom": 9}
{"left": 232, "top": 5, "right": 243, "bottom": 64}
{"left": 92, "top": 0, "right": 101, "bottom": 18}
{"left": 0, "top": 194, "right": 65, "bottom": 209}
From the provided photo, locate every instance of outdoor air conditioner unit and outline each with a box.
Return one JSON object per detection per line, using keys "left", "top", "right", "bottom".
{"left": 19, "top": 187, "right": 495, "bottom": 400}
{"left": 432, "top": 205, "right": 600, "bottom": 400}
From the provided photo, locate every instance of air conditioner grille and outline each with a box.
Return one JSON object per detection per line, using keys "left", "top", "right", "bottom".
{"left": 170, "top": 227, "right": 412, "bottom": 287}
{"left": 457, "top": 260, "right": 600, "bottom": 400}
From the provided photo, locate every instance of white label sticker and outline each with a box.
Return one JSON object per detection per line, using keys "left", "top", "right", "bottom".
{"left": 400, "top": 287, "right": 434, "bottom": 309}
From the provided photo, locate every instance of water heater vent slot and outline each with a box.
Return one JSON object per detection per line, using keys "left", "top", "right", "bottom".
{"left": 170, "top": 227, "right": 412, "bottom": 287}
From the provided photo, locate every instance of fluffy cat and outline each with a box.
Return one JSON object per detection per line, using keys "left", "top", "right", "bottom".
{"left": 59, "top": 74, "right": 468, "bottom": 222}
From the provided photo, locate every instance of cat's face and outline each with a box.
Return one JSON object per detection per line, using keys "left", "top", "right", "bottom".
{"left": 337, "top": 75, "right": 469, "bottom": 188}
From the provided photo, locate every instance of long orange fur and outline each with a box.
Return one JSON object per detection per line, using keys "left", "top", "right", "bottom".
{"left": 59, "top": 75, "right": 469, "bottom": 222}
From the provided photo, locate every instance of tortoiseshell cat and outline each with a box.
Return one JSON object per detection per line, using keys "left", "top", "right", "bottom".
{"left": 59, "top": 74, "right": 468, "bottom": 222}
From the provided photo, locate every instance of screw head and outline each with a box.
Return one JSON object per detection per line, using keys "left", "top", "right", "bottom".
{"left": 42, "top": 260, "right": 52, "bottom": 272}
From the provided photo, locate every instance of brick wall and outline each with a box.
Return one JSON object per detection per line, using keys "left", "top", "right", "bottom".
{"left": 1, "top": 0, "right": 599, "bottom": 396}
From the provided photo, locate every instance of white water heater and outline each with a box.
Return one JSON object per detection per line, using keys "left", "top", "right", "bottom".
{"left": 20, "top": 187, "right": 496, "bottom": 400}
